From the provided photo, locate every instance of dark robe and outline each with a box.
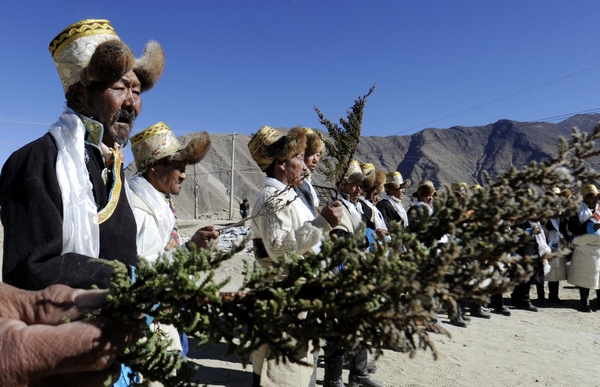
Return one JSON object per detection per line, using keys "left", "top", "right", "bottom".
{"left": 376, "top": 199, "right": 403, "bottom": 229}
{"left": 0, "top": 132, "right": 137, "bottom": 290}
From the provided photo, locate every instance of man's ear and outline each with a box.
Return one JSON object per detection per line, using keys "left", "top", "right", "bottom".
{"left": 65, "top": 83, "right": 89, "bottom": 115}
{"left": 275, "top": 159, "right": 287, "bottom": 172}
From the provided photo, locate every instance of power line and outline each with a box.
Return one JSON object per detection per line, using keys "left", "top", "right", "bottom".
{"left": 395, "top": 63, "right": 600, "bottom": 135}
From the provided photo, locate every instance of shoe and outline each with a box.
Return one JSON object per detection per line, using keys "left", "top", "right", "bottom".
{"left": 581, "top": 304, "right": 592, "bottom": 313}
{"left": 250, "top": 372, "right": 261, "bottom": 387}
{"left": 493, "top": 305, "right": 511, "bottom": 316}
{"left": 470, "top": 304, "right": 491, "bottom": 319}
{"left": 514, "top": 302, "right": 539, "bottom": 312}
{"left": 348, "top": 373, "right": 385, "bottom": 387}
{"left": 548, "top": 297, "right": 562, "bottom": 304}
{"left": 449, "top": 317, "right": 468, "bottom": 328}
{"left": 367, "top": 364, "right": 378, "bottom": 374}
{"left": 324, "top": 377, "right": 345, "bottom": 387}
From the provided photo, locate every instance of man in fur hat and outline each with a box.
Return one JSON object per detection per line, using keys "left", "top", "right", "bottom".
{"left": 325, "top": 160, "right": 385, "bottom": 387}
{"left": 0, "top": 19, "right": 165, "bottom": 291}
{"left": 377, "top": 171, "right": 411, "bottom": 229}
{"left": 129, "top": 122, "right": 218, "bottom": 263}
{"left": 359, "top": 163, "right": 388, "bottom": 238}
{"left": 128, "top": 122, "right": 217, "bottom": 364}
{"left": 408, "top": 180, "right": 437, "bottom": 220}
{"left": 248, "top": 125, "right": 343, "bottom": 387}
{"left": 296, "top": 128, "right": 324, "bottom": 216}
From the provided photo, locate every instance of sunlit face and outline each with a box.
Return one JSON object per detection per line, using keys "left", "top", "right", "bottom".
{"left": 148, "top": 159, "right": 187, "bottom": 195}
{"left": 281, "top": 153, "right": 307, "bottom": 188}
{"left": 583, "top": 193, "right": 599, "bottom": 209}
{"left": 366, "top": 189, "right": 380, "bottom": 204}
{"left": 304, "top": 152, "right": 321, "bottom": 173}
{"left": 418, "top": 192, "right": 435, "bottom": 205}
{"left": 340, "top": 181, "right": 363, "bottom": 203}
{"left": 388, "top": 186, "right": 405, "bottom": 200}
{"left": 84, "top": 70, "right": 142, "bottom": 147}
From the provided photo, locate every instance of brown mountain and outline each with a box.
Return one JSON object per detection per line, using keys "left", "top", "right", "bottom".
{"left": 126, "top": 114, "right": 600, "bottom": 218}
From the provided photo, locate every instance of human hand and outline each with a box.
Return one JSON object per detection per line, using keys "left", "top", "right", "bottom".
{"left": 189, "top": 225, "right": 220, "bottom": 249}
{"left": 0, "top": 283, "right": 137, "bottom": 387}
{"left": 321, "top": 200, "right": 343, "bottom": 228}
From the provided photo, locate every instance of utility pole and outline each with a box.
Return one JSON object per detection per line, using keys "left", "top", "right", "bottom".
{"left": 194, "top": 163, "right": 198, "bottom": 219}
{"left": 228, "top": 132, "right": 235, "bottom": 220}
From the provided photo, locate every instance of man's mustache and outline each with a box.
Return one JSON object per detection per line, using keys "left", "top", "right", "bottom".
{"left": 112, "top": 109, "right": 136, "bottom": 126}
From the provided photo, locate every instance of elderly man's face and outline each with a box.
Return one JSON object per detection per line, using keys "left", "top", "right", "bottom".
{"left": 304, "top": 152, "right": 321, "bottom": 173}
{"left": 418, "top": 192, "right": 435, "bottom": 205}
{"left": 388, "top": 186, "right": 405, "bottom": 200}
{"left": 583, "top": 193, "right": 599, "bottom": 209}
{"left": 84, "top": 70, "right": 142, "bottom": 148}
{"left": 340, "top": 181, "right": 363, "bottom": 203}
{"left": 148, "top": 159, "right": 187, "bottom": 195}
{"left": 281, "top": 153, "right": 307, "bottom": 188}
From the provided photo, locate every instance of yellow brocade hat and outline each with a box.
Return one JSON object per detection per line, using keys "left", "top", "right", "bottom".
{"left": 384, "top": 171, "right": 411, "bottom": 190}
{"left": 49, "top": 19, "right": 165, "bottom": 93}
{"left": 248, "top": 126, "right": 307, "bottom": 172}
{"left": 131, "top": 122, "right": 211, "bottom": 173}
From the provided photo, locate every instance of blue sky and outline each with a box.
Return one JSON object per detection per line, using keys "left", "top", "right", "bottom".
{"left": 2, "top": 1, "right": 600, "bottom": 167}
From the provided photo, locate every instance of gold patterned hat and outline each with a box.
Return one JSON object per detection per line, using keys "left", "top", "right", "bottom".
{"left": 340, "top": 160, "right": 365, "bottom": 185}
{"left": 384, "top": 171, "right": 411, "bottom": 190}
{"left": 49, "top": 19, "right": 164, "bottom": 93}
{"left": 451, "top": 182, "right": 469, "bottom": 197}
{"left": 545, "top": 186, "right": 573, "bottom": 198}
{"left": 360, "top": 163, "right": 385, "bottom": 192}
{"left": 303, "top": 128, "right": 325, "bottom": 155}
{"left": 412, "top": 180, "right": 437, "bottom": 198}
{"left": 580, "top": 184, "right": 599, "bottom": 198}
{"left": 248, "top": 126, "right": 307, "bottom": 172}
{"left": 131, "top": 122, "right": 211, "bottom": 173}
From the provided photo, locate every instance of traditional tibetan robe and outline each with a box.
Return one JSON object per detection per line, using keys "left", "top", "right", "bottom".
{"left": 0, "top": 109, "right": 137, "bottom": 290}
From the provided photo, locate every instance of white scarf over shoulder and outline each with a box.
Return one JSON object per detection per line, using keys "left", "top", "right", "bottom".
{"left": 380, "top": 194, "right": 409, "bottom": 226}
{"left": 129, "top": 175, "right": 175, "bottom": 248}
{"left": 335, "top": 193, "right": 362, "bottom": 230}
{"left": 49, "top": 108, "right": 100, "bottom": 257}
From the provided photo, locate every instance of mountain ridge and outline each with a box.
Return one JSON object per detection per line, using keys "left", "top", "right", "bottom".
{"left": 126, "top": 114, "right": 600, "bottom": 218}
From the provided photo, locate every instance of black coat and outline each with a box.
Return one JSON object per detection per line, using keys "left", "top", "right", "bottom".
{"left": 0, "top": 133, "right": 137, "bottom": 290}
{"left": 376, "top": 199, "right": 403, "bottom": 229}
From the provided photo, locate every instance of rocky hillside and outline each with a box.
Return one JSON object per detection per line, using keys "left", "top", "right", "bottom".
{"left": 126, "top": 114, "right": 600, "bottom": 219}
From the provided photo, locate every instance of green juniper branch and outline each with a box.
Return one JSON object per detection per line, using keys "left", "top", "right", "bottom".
{"left": 100, "top": 98, "right": 600, "bottom": 385}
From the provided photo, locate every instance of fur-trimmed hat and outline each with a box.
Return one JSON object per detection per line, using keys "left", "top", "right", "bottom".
{"left": 248, "top": 126, "right": 307, "bottom": 172}
{"left": 49, "top": 19, "right": 165, "bottom": 93}
{"left": 361, "top": 164, "right": 385, "bottom": 193}
{"left": 451, "top": 182, "right": 469, "bottom": 197}
{"left": 340, "top": 160, "right": 365, "bottom": 185}
{"left": 412, "top": 180, "right": 437, "bottom": 198}
{"left": 545, "top": 186, "right": 573, "bottom": 199}
{"left": 384, "top": 171, "right": 411, "bottom": 190}
{"left": 580, "top": 184, "right": 599, "bottom": 198}
{"left": 131, "top": 122, "right": 211, "bottom": 173}
{"left": 304, "top": 128, "right": 325, "bottom": 156}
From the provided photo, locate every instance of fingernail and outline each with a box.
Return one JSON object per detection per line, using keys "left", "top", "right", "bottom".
{"left": 74, "top": 289, "right": 109, "bottom": 309}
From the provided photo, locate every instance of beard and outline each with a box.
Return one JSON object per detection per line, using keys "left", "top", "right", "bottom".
{"left": 107, "top": 109, "right": 136, "bottom": 147}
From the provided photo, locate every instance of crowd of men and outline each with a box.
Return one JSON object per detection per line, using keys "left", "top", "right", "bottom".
{"left": 1, "top": 18, "right": 600, "bottom": 387}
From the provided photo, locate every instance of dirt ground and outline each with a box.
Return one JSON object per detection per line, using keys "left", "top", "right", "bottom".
{"left": 176, "top": 219, "right": 600, "bottom": 387}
